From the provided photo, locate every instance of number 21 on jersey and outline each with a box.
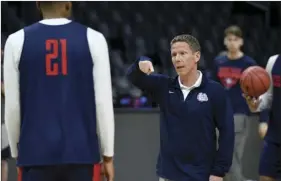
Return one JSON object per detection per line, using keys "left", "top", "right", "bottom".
{"left": 45, "top": 39, "right": 68, "bottom": 76}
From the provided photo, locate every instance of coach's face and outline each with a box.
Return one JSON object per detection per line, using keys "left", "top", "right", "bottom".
{"left": 171, "top": 42, "right": 200, "bottom": 76}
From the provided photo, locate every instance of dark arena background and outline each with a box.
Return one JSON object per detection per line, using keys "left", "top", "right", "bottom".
{"left": 1, "top": 1, "right": 281, "bottom": 181}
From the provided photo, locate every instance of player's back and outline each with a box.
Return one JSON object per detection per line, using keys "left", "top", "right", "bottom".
{"left": 17, "top": 19, "right": 100, "bottom": 166}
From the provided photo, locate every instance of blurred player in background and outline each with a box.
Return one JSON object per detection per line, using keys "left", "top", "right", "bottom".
{"left": 212, "top": 25, "right": 257, "bottom": 181}
{"left": 1, "top": 48, "right": 10, "bottom": 181}
{"left": 127, "top": 34, "right": 234, "bottom": 181}
{"left": 245, "top": 54, "right": 281, "bottom": 181}
{"left": 4, "top": 2, "right": 115, "bottom": 181}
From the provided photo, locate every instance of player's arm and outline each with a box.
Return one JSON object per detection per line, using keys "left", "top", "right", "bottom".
{"left": 87, "top": 29, "right": 115, "bottom": 160}
{"left": 126, "top": 56, "right": 169, "bottom": 94}
{"left": 3, "top": 33, "right": 22, "bottom": 158}
{"left": 211, "top": 83, "right": 235, "bottom": 177}
{"left": 257, "top": 109, "right": 269, "bottom": 139}
{"left": 259, "top": 109, "right": 269, "bottom": 123}
{"left": 246, "top": 55, "right": 276, "bottom": 112}
{"left": 256, "top": 55, "right": 277, "bottom": 111}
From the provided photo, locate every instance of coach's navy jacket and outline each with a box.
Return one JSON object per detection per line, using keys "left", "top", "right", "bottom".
{"left": 127, "top": 57, "right": 234, "bottom": 181}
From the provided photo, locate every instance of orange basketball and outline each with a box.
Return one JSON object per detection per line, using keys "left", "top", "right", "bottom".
{"left": 240, "top": 66, "right": 270, "bottom": 97}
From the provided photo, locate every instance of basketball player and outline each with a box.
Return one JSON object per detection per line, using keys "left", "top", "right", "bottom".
{"left": 3, "top": 2, "right": 115, "bottom": 181}
{"left": 245, "top": 54, "right": 281, "bottom": 181}
{"left": 212, "top": 25, "right": 257, "bottom": 181}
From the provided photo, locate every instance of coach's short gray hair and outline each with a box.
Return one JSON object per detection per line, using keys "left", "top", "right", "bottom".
{"left": 170, "top": 34, "right": 201, "bottom": 53}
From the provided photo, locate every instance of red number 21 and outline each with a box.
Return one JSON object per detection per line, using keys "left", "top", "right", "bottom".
{"left": 45, "top": 39, "right": 67, "bottom": 76}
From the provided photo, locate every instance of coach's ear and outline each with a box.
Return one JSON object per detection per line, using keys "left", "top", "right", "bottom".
{"left": 194, "top": 51, "right": 200, "bottom": 63}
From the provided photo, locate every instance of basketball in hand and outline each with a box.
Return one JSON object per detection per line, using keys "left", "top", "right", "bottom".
{"left": 240, "top": 66, "right": 270, "bottom": 97}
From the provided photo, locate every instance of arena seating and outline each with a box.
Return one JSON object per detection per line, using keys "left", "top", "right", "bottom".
{"left": 1, "top": 2, "right": 280, "bottom": 107}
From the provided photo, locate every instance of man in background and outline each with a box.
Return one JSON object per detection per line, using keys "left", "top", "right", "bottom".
{"left": 4, "top": 2, "right": 115, "bottom": 181}
{"left": 212, "top": 25, "right": 257, "bottom": 181}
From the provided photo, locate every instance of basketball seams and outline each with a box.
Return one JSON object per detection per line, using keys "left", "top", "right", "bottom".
{"left": 241, "top": 72, "right": 252, "bottom": 95}
{"left": 254, "top": 72, "right": 268, "bottom": 94}
{"left": 249, "top": 71, "right": 258, "bottom": 97}
{"left": 240, "top": 66, "right": 270, "bottom": 97}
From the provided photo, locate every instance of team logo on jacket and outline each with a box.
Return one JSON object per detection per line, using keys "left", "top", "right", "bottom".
{"left": 197, "top": 93, "right": 208, "bottom": 102}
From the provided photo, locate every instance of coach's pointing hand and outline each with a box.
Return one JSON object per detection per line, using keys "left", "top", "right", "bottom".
{"left": 139, "top": 60, "right": 154, "bottom": 75}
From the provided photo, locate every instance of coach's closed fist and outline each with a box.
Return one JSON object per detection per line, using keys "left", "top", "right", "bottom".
{"left": 139, "top": 60, "right": 154, "bottom": 75}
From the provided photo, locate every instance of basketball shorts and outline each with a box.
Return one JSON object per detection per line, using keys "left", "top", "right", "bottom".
{"left": 18, "top": 164, "right": 101, "bottom": 181}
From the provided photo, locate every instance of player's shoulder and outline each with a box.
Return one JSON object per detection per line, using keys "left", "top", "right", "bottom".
{"left": 86, "top": 27, "right": 106, "bottom": 42}
{"left": 6, "top": 29, "right": 24, "bottom": 48}
{"left": 268, "top": 54, "right": 279, "bottom": 63}
{"left": 265, "top": 54, "right": 279, "bottom": 70}
{"left": 8, "top": 22, "right": 41, "bottom": 43}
